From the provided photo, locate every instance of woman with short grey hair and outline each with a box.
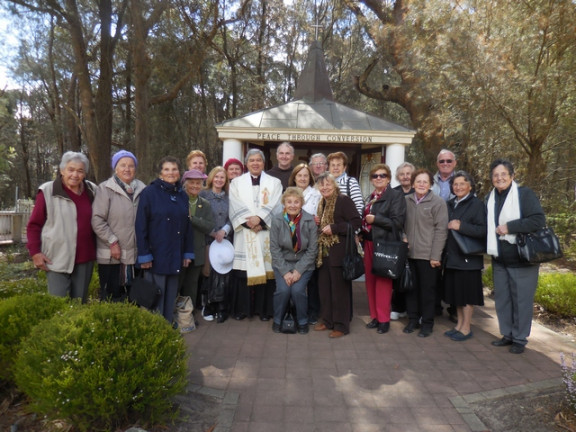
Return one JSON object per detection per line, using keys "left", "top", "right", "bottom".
{"left": 27, "top": 151, "right": 97, "bottom": 302}
{"left": 443, "top": 171, "right": 486, "bottom": 342}
{"left": 486, "top": 159, "right": 545, "bottom": 354}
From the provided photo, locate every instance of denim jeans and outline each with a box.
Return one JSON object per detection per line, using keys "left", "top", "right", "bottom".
{"left": 273, "top": 269, "right": 313, "bottom": 326}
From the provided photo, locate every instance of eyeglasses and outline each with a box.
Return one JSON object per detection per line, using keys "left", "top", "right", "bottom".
{"left": 438, "top": 159, "right": 454, "bottom": 164}
{"left": 311, "top": 162, "right": 327, "bottom": 166}
{"left": 371, "top": 173, "right": 388, "bottom": 179}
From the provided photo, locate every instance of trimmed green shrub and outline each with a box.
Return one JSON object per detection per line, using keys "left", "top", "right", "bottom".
{"left": 0, "top": 293, "right": 69, "bottom": 383}
{"left": 535, "top": 272, "right": 576, "bottom": 317}
{"left": 13, "top": 302, "right": 188, "bottom": 432}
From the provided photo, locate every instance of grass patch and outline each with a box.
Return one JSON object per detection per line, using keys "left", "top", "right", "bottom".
{"left": 536, "top": 272, "right": 576, "bottom": 318}
{"left": 484, "top": 263, "right": 576, "bottom": 317}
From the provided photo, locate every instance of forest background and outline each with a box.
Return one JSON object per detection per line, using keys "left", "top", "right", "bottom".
{"left": 0, "top": 0, "right": 575, "bottom": 235}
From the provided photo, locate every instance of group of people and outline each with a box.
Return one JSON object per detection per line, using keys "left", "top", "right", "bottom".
{"left": 27, "top": 145, "right": 546, "bottom": 352}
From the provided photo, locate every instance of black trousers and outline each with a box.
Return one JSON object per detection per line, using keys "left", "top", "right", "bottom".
{"left": 318, "top": 255, "right": 352, "bottom": 334}
{"left": 405, "top": 259, "right": 440, "bottom": 329}
{"left": 98, "top": 264, "right": 128, "bottom": 302}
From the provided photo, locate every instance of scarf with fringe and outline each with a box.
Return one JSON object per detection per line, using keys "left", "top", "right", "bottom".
{"left": 316, "top": 191, "right": 340, "bottom": 267}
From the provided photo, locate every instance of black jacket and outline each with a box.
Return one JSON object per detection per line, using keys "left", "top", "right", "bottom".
{"left": 444, "top": 194, "right": 486, "bottom": 270}
{"left": 365, "top": 186, "right": 406, "bottom": 243}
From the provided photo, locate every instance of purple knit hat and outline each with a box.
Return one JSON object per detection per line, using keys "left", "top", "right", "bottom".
{"left": 112, "top": 150, "right": 138, "bottom": 169}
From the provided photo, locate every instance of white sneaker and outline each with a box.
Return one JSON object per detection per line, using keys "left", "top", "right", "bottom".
{"left": 390, "top": 311, "right": 408, "bottom": 320}
{"left": 202, "top": 307, "right": 214, "bottom": 322}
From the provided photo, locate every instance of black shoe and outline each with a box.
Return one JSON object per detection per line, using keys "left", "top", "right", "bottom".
{"left": 260, "top": 316, "right": 270, "bottom": 322}
{"left": 418, "top": 327, "right": 433, "bottom": 338}
{"left": 308, "top": 317, "right": 318, "bottom": 325}
{"left": 272, "top": 322, "right": 281, "bottom": 333}
{"left": 234, "top": 314, "right": 247, "bottom": 321}
{"left": 509, "top": 343, "right": 525, "bottom": 354}
{"left": 366, "top": 318, "right": 379, "bottom": 329}
{"left": 491, "top": 337, "right": 513, "bottom": 347}
{"left": 298, "top": 324, "right": 309, "bottom": 335}
{"left": 217, "top": 314, "right": 228, "bottom": 324}
{"left": 377, "top": 322, "right": 390, "bottom": 334}
{"left": 403, "top": 320, "right": 419, "bottom": 334}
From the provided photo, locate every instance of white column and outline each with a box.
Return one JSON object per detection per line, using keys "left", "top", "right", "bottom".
{"left": 385, "top": 143, "right": 406, "bottom": 188}
{"left": 222, "top": 139, "right": 243, "bottom": 165}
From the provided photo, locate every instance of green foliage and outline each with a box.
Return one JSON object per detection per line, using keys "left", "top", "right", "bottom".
{"left": 14, "top": 302, "right": 188, "bottom": 432}
{"left": 535, "top": 273, "right": 576, "bottom": 318}
{"left": 482, "top": 265, "right": 494, "bottom": 290}
{"left": 0, "top": 293, "right": 69, "bottom": 383}
{"left": 548, "top": 212, "right": 576, "bottom": 259}
{"left": 88, "top": 264, "right": 100, "bottom": 300}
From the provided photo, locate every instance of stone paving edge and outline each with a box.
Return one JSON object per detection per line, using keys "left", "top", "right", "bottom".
{"left": 449, "top": 377, "right": 563, "bottom": 432}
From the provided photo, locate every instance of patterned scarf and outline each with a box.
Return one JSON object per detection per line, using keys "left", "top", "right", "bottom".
{"left": 316, "top": 191, "right": 340, "bottom": 267}
{"left": 114, "top": 175, "right": 137, "bottom": 199}
{"left": 362, "top": 188, "right": 385, "bottom": 233}
{"left": 283, "top": 211, "right": 303, "bottom": 252}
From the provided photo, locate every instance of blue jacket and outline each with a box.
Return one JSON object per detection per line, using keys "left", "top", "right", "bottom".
{"left": 135, "top": 178, "right": 194, "bottom": 275}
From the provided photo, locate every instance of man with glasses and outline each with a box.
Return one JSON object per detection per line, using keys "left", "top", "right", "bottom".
{"left": 309, "top": 153, "right": 328, "bottom": 179}
{"left": 432, "top": 149, "right": 457, "bottom": 201}
{"left": 432, "top": 149, "right": 457, "bottom": 322}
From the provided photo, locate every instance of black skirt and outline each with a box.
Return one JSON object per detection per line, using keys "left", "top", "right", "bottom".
{"left": 443, "top": 268, "right": 484, "bottom": 307}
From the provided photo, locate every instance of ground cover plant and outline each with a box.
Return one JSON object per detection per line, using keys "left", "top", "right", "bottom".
{"left": 0, "top": 260, "right": 47, "bottom": 300}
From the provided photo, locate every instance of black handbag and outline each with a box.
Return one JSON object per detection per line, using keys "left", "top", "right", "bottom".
{"left": 397, "top": 260, "right": 414, "bottom": 293}
{"left": 206, "top": 268, "right": 229, "bottom": 304}
{"left": 280, "top": 302, "right": 297, "bottom": 334}
{"left": 517, "top": 227, "right": 563, "bottom": 264}
{"left": 342, "top": 224, "right": 365, "bottom": 281}
{"left": 371, "top": 227, "right": 408, "bottom": 279}
{"left": 129, "top": 272, "right": 161, "bottom": 310}
{"left": 451, "top": 230, "right": 486, "bottom": 255}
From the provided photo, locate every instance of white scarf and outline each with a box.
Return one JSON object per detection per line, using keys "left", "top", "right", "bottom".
{"left": 487, "top": 181, "right": 520, "bottom": 257}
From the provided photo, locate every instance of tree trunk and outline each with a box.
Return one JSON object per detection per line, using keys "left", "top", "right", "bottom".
{"left": 131, "top": 0, "right": 153, "bottom": 179}
{"left": 64, "top": 0, "right": 100, "bottom": 181}
{"left": 94, "top": 0, "right": 115, "bottom": 182}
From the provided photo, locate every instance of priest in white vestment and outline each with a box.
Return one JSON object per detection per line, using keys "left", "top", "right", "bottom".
{"left": 229, "top": 148, "right": 282, "bottom": 320}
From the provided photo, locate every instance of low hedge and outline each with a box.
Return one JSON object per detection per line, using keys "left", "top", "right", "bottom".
{"left": 13, "top": 302, "right": 188, "bottom": 432}
{"left": 0, "top": 293, "right": 69, "bottom": 383}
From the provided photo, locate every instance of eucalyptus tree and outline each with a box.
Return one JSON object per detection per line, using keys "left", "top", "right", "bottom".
{"left": 343, "top": 0, "right": 450, "bottom": 163}
{"left": 343, "top": 0, "right": 576, "bottom": 197}
{"left": 5, "top": 0, "right": 128, "bottom": 183}
{"left": 432, "top": 0, "right": 576, "bottom": 193}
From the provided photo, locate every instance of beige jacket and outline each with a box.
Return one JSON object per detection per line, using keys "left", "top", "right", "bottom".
{"left": 91, "top": 176, "right": 146, "bottom": 265}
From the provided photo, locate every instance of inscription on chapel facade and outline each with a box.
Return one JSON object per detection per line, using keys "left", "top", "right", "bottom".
{"left": 256, "top": 132, "right": 373, "bottom": 143}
